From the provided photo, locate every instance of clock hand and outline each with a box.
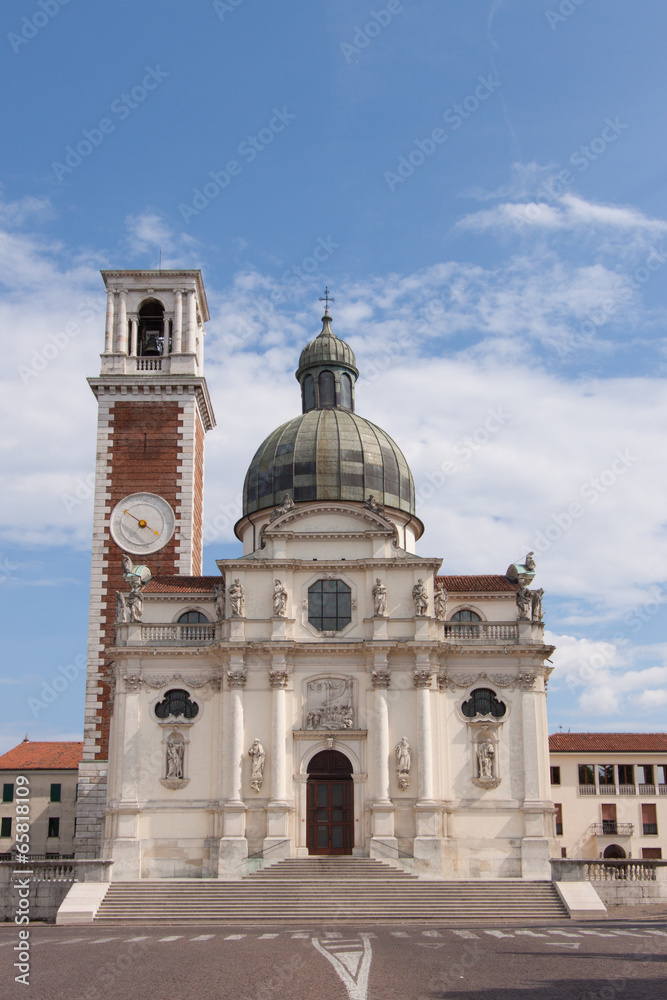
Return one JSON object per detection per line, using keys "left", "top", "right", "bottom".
{"left": 122, "top": 509, "right": 160, "bottom": 536}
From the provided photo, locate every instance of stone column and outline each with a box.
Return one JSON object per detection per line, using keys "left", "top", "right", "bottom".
{"left": 369, "top": 662, "right": 397, "bottom": 862}
{"left": 219, "top": 663, "right": 248, "bottom": 877}
{"left": 104, "top": 290, "right": 115, "bottom": 354}
{"left": 129, "top": 318, "right": 138, "bottom": 357}
{"left": 172, "top": 289, "right": 183, "bottom": 353}
{"left": 185, "top": 289, "right": 196, "bottom": 354}
{"left": 519, "top": 669, "right": 552, "bottom": 878}
{"left": 108, "top": 674, "right": 142, "bottom": 878}
{"left": 264, "top": 664, "right": 292, "bottom": 860}
{"left": 413, "top": 662, "right": 442, "bottom": 877}
{"left": 116, "top": 289, "right": 128, "bottom": 355}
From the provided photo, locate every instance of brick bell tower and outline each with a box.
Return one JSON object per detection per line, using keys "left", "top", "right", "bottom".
{"left": 75, "top": 270, "right": 216, "bottom": 858}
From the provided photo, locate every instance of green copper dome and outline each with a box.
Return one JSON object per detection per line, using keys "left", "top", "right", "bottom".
{"left": 241, "top": 311, "right": 416, "bottom": 517}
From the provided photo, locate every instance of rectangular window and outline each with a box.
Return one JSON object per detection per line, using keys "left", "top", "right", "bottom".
{"left": 1, "top": 817, "right": 11, "bottom": 837}
{"left": 642, "top": 803, "right": 658, "bottom": 835}
{"left": 47, "top": 817, "right": 60, "bottom": 838}
{"left": 598, "top": 764, "right": 615, "bottom": 789}
{"left": 2, "top": 783, "right": 13, "bottom": 803}
{"left": 638, "top": 764, "right": 654, "bottom": 784}
{"left": 554, "top": 804, "right": 563, "bottom": 836}
{"left": 601, "top": 803, "right": 617, "bottom": 835}
{"left": 561, "top": 847, "right": 567, "bottom": 858}
{"left": 642, "top": 848, "right": 662, "bottom": 859}
{"left": 550, "top": 766, "right": 561, "bottom": 785}
{"left": 618, "top": 764, "right": 634, "bottom": 785}
{"left": 50, "top": 783, "right": 61, "bottom": 803}
{"left": 578, "top": 764, "right": 596, "bottom": 792}
{"left": 658, "top": 764, "right": 667, "bottom": 786}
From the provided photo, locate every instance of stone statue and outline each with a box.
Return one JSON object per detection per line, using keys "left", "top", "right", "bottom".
{"left": 395, "top": 737, "right": 412, "bottom": 790}
{"left": 166, "top": 739, "right": 184, "bottom": 780}
{"left": 516, "top": 585, "right": 531, "bottom": 621}
{"left": 270, "top": 493, "right": 295, "bottom": 522}
{"left": 525, "top": 551, "right": 536, "bottom": 573}
{"left": 248, "top": 739, "right": 265, "bottom": 792}
{"left": 506, "top": 552, "right": 536, "bottom": 586}
{"left": 115, "top": 591, "right": 128, "bottom": 624}
{"left": 434, "top": 581, "right": 448, "bottom": 621}
{"left": 364, "top": 494, "right": 387, "bottom": 518}
{"left": 272, "top": 579, "right": 288, "bottom": 617}
{"left": 126, "top": 584, "right": 144, "bottom": 622}
{"left": 477, "top": 741, "right": 495, "bottom": 779}
{"left": 212, "top": 581, "right": 225, "bottom": 621}
{"left": 530, "top": 587, "right": 544, "bottom": 622}
{"left": 229, "top": 578, "right": 245, "bottom": 618}
{"left": 412, "top": 579, "right": 428, "bottom": 617}
{"left": 121, "top": 555, "right": 152, "bottom": 589}
{"left": 372, "top": 578, "right": 387, "bottom": 617}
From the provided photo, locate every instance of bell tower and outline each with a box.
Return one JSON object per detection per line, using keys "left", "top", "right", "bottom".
{"left": 75, "top": 269, "right": 216, "bottom": 858}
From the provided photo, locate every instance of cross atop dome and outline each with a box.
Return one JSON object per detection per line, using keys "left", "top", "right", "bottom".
{"left": 319, "top": 286, "right": 335, "bottom": 317}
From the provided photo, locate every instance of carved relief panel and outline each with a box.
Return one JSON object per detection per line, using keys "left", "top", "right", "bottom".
{"left": 304, "top": 677, "right": 355, "bottom": 730}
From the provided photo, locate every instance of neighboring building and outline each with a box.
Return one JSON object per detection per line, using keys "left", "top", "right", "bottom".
{"left": 548, "top": 733, "right": 667, "bottom": 861}
{"left": 0, "top": 739, "right": 83, "bottom": 858}
{"left": 75, "top": 267, "right": 556, "bottom": 880}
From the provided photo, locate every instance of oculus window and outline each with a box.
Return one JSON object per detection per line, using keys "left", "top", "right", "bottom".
{"left": 308, "top": 580, "right": 352, "bottom": 632}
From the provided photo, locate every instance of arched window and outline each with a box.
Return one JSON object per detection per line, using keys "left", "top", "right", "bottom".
{"left": 303, "top": 374, "right": 315, "bottom": 411}
{"left": 461, "top": 688, "right": 506, "bottom": 719}
{"left": 603, "top": 844, "right": 626, "bottom": 859}
{"left": 308, "top": 580, "right": 352, "bottom": 632}
{"left": 340, "top": 373, "right": 352, "bottom": 410}
{"left": 154, "top": 689, "right": 199, "bottom": 720}
{"left": 138, "top": 299, "right": 165, "bottom": 356}
{"left": 451, "top": 609, "right": 482, "bottom": 622}
{"left": 319, "top": 370, "right": 335, "bottom": 407}
{"left": 177, "top": 610, "right": 209, "bottom": 624}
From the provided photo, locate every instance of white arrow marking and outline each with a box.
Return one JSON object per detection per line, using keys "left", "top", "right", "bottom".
{"left": 312, "top": 933, "right": 373, "bottom": 1000}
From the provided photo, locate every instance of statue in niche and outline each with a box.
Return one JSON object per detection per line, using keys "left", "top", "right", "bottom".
{"left": 229, "top": 578, "right": 245, "bottom": 618}
{"left": 395, "top": 737, "right": 412, "bottom": 790}
{"left": 306, "top": 678, "right": 354, "bottom": 730}
{"left": 166, "top": 738, "right": 184, "bottom": 780}
{"left": 477, "top": 740, "right": 495, "bottom": 779}
{"left": 372, "top": 578, "right": 387, "bottom": 617}
{"left": 212, "top": 581, "right": 225, "bottom": 621}
{"left": 248, "top": 739, "right": 266, "bottom": 792}
{"left": 364, "top": 494, "right": 387, "bottom": 518}
{"left": 412, "top": 579, "right": 428, "bottom": 617}
{"left": 434, "top": 581, "right": 448, "bottom": 621}
{"left": 516, "top": 585, "right": 531, "bottom": 621}
{"left": 530, "top": 588, "right": 544, "bottom": 622}
{"left": 270, "top": 493, "right": 295, "bottom": 522}
{"left": 272, "top": 579, "right": 288, "bottom": 617}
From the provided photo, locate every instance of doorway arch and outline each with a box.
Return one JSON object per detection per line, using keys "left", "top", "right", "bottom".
{"left": 307, "top": 750, "right": 353, "bottom": 855}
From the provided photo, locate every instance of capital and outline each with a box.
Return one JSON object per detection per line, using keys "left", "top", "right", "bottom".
{"left": 227, "top": 669, "right": 247, "bottom": 689}
{"left": 269, "top": 669, "right": 289, "bottom": 689}
{"left": 413, "top": 669, "right": 433, "bottom": 689}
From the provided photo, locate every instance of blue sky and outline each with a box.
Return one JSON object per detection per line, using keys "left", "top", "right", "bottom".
{"left": 1, "top": 0, "right": 666, "bottom": 753}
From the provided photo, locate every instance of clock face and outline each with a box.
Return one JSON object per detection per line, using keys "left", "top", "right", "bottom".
{"left": 110, "top": 493, "right": 175, "bottom": 555}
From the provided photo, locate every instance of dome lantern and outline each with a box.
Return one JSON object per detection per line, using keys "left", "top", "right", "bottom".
{"left": 295, "top": 309, "right": 359, "bottom": 414}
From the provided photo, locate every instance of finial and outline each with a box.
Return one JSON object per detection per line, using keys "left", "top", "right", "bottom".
{"left": 22, "top": 733, "right": 29, "bottom": 742}
{"left": 319, "top": 286, "right": 335, "bottom": 317}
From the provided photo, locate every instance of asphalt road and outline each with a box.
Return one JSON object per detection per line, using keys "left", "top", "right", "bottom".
{"left": 1, "top": 920, "right": 666, "bottom": 1000}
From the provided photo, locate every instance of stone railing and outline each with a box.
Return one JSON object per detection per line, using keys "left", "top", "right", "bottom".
{"left": 115, "top": 622, "right": 219, "bottom": 646}
{"left": 443, "top": 622, "right": 519, "bottom": 642}
{"left": 136, "top": 357, "right": 163, "bottom": 371}
{"left": 0, "top": 860, "right": 113, "bottom": 884}
{"left": 551, "top": 858, "right": 667, "bottom": 883}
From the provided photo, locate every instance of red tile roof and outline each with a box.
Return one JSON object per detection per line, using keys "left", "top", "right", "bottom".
{"left": 144, "top": 575, "right": 221, "bottom": 594}
{"left": 0, "top": 741, "right": 83, "bottom": 770}
{"left": 436, "top": 575, "right": 517, "bottom": 593}
{"left": 549, "top": 733, "right": 667, "bottom": 753}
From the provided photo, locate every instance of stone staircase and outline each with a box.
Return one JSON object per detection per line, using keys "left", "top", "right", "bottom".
{"left": 95, "top": 858, "right": 569, "bottom": 923}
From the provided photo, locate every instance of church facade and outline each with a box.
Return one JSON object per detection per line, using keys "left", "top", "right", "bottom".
{"left": 75, "top": 269, "right": 556, "bottom": 880}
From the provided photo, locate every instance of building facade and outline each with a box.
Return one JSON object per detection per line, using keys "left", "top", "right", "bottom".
{"left": 549, "top": 733, "right": 667, "bottom": 861}
{"left": 0, "top": 740, "right": 83, "bottom": 858}
{"left": 76, "top": 269, "right": 557, "bottom": 880}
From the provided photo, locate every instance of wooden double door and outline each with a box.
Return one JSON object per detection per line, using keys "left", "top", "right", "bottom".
{"left": 307, "top": 750, "right": 353, "bottom": 855}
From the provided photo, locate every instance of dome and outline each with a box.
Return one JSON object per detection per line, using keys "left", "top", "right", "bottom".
{"left": 296, "top": 314, "right": 358, "bottom": 378}
{"left": 243, "top": 409, "right": 415, "bottom": 516}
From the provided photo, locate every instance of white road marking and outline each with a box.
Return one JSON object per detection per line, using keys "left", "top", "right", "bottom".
{"left": 390, "top": 931, "right": 410, "bottom": 938}
{"left": 516, "top": 930, "right": 547, "bottom": 938}
{"left": 158, "top": 935, "right": 182, "bottom": 942}
{"left": 59, "top": 938, "right": 88, "bottom": 945}
{"left": 291, "top": 932, "right": 310, "bottom": 939}
{"left": 124, "top": 936, "right": 151, "bottom": 942}
{"left": 484, "top": 930, "right": 513, "bottom": 938}
{"left": 324, "top": 932, "right": 343, "bottom": 938}
{"left": 548, "top": 942, "right": 581, "bottom": 949}
{"left": 88, "top": 937, "right": 118, "bottom": 944}
{"left": 578, "top": 929, "right": 620, "bottom": 938}
{"left": 422, "top": 930, "right": 441, "bottom": 938}
{"left": 547, "top": 929, "right": 580, "bottom": 938}
{"left": 312, "top": 933, "right": 373, "bottom": 1000}
{"left": 258, "top": 933, "right": 279, "bottom": 939}
{"left": 224, "top": 934, "right": 246, "bottom": 940}
{"left": 611, "top": 929, "right": 646, "bottom": 938}
{"left": 452, "top": 930, "right": 479, "bottom": 939}
{"left": 646, "top": 930, "right": 667, "bottom": 937}
{"left": 191, "top": 935, "right": 215, "bottom": 941}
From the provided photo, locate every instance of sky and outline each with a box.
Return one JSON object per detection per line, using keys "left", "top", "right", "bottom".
{"left": 0, "top": 0, "right": 666, "bottom": 754}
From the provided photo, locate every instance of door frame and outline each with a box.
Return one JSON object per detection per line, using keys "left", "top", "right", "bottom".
{"left": 294, "top": 738, "right": 366, "bottom": 856}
